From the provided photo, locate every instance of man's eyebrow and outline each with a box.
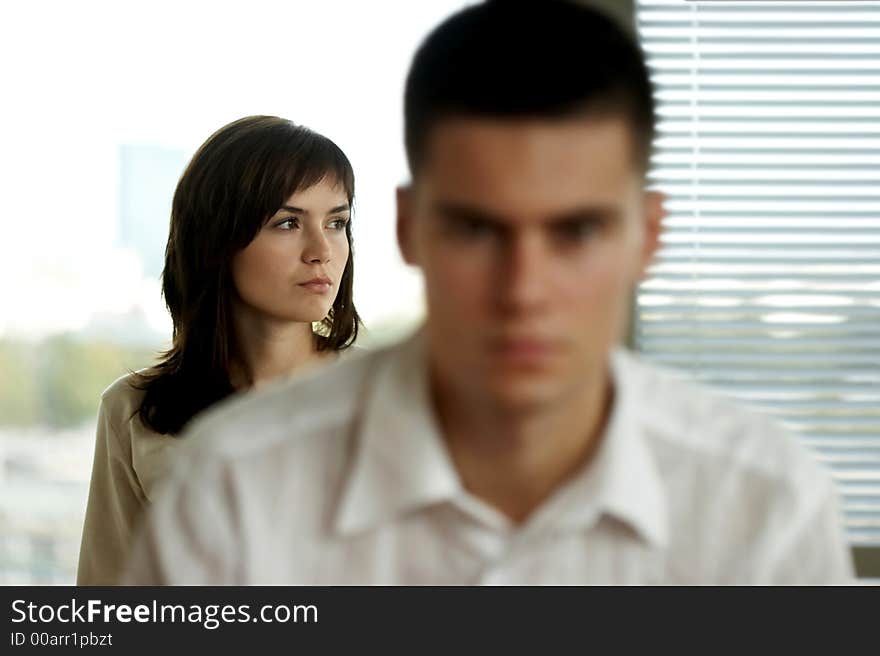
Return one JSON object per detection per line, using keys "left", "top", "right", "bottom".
{"left": 547, "top": 206, "right": 621, "bottom": 225}
{"left": 434, "top": 202, "right": 505, "bottom": 226}
{"left": 434, "top": 201, "right": 621, "bottom": 225}
{"left": 278, "top": 204, "right": 350, "bottom": 215}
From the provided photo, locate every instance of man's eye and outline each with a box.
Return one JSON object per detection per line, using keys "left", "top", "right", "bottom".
{"left": 553, "top": 220, "right": 598, "bottom": 242}
{"left": 451, "top": 218, "right": 494, "bottom": 239}
{"left": 276, "top": 217, "right": 300, "bottom": 230}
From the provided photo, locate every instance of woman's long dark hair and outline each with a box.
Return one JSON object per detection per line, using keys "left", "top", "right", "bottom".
{"left": 133, "top": 115, "right": 360, "bottom": 435}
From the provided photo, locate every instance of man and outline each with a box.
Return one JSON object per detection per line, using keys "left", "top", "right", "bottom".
{"left": 126, "top": 0, "right": 853, "bottom": 584}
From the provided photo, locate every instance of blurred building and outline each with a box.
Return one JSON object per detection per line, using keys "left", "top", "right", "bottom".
{"left": 118, "top": 144, "right": 188, "bottom": 280}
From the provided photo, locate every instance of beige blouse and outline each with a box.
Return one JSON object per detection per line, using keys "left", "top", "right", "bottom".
{"left": 77, "top": 350, "right": 358, "bottom": 585}
{"left": 76, "top": 373, "right": 181, "bottom": 585}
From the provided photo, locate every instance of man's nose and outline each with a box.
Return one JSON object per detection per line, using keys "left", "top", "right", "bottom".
{"left": 496, "top": 232, "right": 548, "bottom": 315}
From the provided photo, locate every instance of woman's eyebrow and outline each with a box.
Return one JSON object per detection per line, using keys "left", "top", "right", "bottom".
{"left": 278, "top": 204, "right": 350, "bottom": 215}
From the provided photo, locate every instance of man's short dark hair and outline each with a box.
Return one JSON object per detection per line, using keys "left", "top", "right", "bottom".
{"left": 404, "top": 0, "right": 656, "bottom": 175}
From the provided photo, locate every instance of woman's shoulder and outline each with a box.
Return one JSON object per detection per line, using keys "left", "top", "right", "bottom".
{"left": 101, "top": 370, "right": 147, "bottom": 403}
{"left": 99, "top": 371, "right": 148, "bottom": 429}
{"left": 94, "top": 371, "right": 178, "bottom": 502}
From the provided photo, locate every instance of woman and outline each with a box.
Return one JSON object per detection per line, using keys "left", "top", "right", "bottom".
{"left": 77, "top": 116, "right": 360, "bottom": 584}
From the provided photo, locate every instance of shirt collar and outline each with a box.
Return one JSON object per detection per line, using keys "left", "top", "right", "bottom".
{"left": 333, "top": 334, "right": 668, "bottom": 549}
{"left": 333, "top": 330, "right": 461, "bottom": 536}
{"left": 533, "top": 349, "right": 669, "bottom": 548}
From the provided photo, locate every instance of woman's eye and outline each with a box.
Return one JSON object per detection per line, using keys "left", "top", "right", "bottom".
{"left": 328, "top": 217, "right": 350, "bottom": 230}
{"left": 276, "top": 217, "right": 300, "bottom": 230}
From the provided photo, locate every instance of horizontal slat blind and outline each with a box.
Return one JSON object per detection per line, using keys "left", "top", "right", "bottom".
{"left": 635, "top": 0, "right": 880, "bottom": 545}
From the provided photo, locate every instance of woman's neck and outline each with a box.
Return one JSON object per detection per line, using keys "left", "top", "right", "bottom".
{"left": 230, "top": 306, "right": 330, "bottom": 390}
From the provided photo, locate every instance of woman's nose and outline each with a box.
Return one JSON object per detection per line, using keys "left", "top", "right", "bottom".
{"left": 302, "top": 229, "right": 332, "bottom": 264}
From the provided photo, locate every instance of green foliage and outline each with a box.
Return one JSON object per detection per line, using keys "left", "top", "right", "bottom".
{"left": 0, "top": 335, "right": 157, "bottom": 429}
{"left": 0, "top": 340, "right": 40, "bottom": 425}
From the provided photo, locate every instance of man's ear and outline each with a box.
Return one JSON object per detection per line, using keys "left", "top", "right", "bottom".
{"left": 396, "top": 185, "right": 418, "bottom": 266}
{"left": 638, "top": 190, "right": 665, "bottom": 280}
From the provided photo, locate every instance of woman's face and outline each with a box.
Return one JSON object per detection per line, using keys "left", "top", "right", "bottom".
{"left": 231, "top": 177, "right": 351, "bottom": 325}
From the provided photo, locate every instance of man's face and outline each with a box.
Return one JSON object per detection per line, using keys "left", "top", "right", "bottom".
{"left": 397, "top": 116, "right": 664, "bottom": 411}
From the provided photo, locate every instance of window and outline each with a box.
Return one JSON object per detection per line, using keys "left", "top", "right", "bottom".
{"left": 0, "top": 0, "right": 470, "bottom": 584}
{"left": 635, "top": 0, "right": 880, "bottom": 546}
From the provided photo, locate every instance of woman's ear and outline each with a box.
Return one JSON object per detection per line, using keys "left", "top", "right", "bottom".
{"left": 638, "top": 190, "right": 665, "bottom": 280}
{"left": 396, "top": 185, "right": 418, "bottom": 266}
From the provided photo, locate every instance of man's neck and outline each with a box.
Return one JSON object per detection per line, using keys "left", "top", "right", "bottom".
{"left": 431, "top": 367, "right": 614, "bottom": 525}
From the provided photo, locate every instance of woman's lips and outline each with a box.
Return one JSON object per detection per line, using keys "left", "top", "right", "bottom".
{"left": 298, "top": 278, "right": 332, "bottom": 294}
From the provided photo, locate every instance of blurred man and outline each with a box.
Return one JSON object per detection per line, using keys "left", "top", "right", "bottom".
{"left": 126, "top": 0, "right": 853, "bottom": 584}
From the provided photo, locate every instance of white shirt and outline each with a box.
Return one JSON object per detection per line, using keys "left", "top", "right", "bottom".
{"left": 125, "top": 330, "right": 854, "bottom": 585}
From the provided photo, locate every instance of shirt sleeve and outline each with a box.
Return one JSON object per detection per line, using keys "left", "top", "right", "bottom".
{"left": 121, "top": 449, "right": 241, "bottom": 585}
{"left": 77, "top": 399, "right": 149, "bottom": 585}
{"left": 760, "top": 473, "right": 855, "bottom": 585}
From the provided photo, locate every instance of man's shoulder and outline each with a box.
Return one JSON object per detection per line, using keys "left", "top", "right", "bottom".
{"left": 181, "top": 346, "right": 383, "bottom": 463}
{"left": 617, "top": 349, "right": 828, "bottom": 490}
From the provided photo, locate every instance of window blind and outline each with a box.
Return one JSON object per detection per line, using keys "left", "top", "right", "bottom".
{"left": 634, "top": 0, "right": 880, "bottom": 545}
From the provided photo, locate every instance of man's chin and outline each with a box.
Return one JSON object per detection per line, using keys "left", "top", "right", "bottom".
{"left": 481, "top": 372, "right": 565, "bottom": 413}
